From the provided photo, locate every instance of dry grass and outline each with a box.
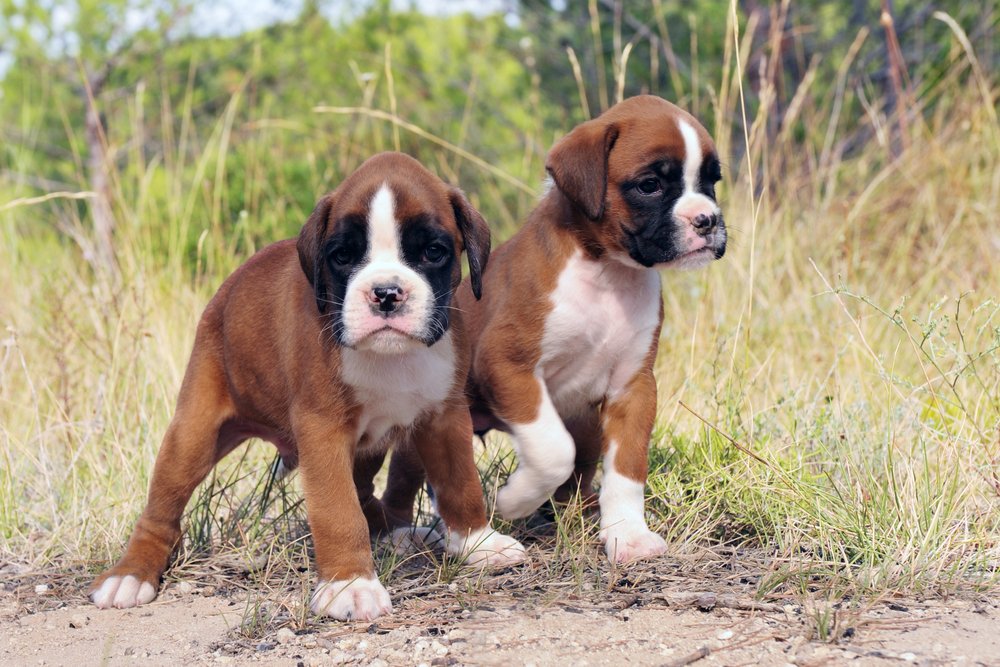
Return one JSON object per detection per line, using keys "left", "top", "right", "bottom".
{"left": 1, "top": 3, "right": 998, "bottom": 643}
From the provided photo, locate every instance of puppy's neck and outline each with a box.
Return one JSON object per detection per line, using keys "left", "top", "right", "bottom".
{"left": 341, "top": 331, "right": 456, "bottom": 397}
{"left": 536, "top": 189, "right": 654, "bottom": 279}
{"left": 543, "top": 190, "right": 602, "bottom": 256}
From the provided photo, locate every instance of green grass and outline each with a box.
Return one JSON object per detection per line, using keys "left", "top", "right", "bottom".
{"left": 0, "top": 4, "right": 998, "bottom": 629}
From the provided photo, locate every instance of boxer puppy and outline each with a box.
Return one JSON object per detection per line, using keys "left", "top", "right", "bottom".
{"left": 89, "top": 152, "right": 525, "bottom": 620}
{"left": 383, "top": 96, "right": 726, "bottom": 563}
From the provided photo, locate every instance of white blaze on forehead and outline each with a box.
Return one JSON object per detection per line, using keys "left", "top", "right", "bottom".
{"left": 678, "top": 119, "right": 704, "bottom": 194}
{"left": 367, "top": 183, "right": 401, "bottom": 262}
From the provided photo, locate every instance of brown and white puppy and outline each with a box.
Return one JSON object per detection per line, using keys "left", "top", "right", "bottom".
{"left": 89, "top": 152, "right": 525, "bottom": 620}
{"left": 385, "top": 95, "right": 725, "bottom": 563}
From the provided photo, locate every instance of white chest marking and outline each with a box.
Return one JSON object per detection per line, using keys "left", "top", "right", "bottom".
{"left": 341, "top": 332, "right": 455, "bottom": 448}
{"left": 539, "top": 250, "right": 661, "bottom": 413}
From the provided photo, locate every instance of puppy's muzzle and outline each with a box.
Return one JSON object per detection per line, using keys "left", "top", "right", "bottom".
{"left": 368, "top": 284, "right": 408, "bottom": 314}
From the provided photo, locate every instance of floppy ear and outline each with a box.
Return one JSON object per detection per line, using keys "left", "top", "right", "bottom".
{"left": 297, "top": 196, "right": 333, "bottom": 314}
{"left": 545, "top": 120, "right": 619, "bottom": 220}
{"left": 449, "top": 188, "right": 491, "bottom": 300}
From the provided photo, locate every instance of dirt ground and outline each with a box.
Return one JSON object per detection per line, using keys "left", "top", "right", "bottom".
{"left": 2, "top": 563, "right": 998, "bottom": 667}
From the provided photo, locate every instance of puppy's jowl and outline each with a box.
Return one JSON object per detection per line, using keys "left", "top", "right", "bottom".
{"left": 90, "top": 152, "right": 524, "bottom": 620}
{"left": 386, "top": 95, "right": 727, "bottom": 564}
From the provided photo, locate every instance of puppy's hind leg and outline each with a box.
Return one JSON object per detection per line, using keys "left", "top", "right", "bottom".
{"left": 553, "top": 406, "right": 603, "bottom": 510}
{"left": 90, "top": 350, "right": 236, "bottom": 609}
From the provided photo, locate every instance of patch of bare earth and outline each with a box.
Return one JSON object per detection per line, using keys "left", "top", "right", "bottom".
{"left": 2, "top": 554, "right": 997, "bottom": 667}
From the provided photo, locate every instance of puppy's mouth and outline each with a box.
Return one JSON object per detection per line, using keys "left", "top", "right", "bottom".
{"left": 660, "top": 245, "right": 721, "bottom": 270}
{"left": 622, "top": 219, "right": 728, "bottom": 268}
{"left": 354, "top": 327, "right": 425, "bottom": 354}
{"left": 624, "top": 232, "right": 726, "bottom": 268}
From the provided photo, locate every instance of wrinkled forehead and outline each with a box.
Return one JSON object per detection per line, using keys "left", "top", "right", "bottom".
{"left": 328, "top": 169, "right": 456, "bottom": 236}
{"left": 608, "top": 109, "right": 718, "bottom": 180}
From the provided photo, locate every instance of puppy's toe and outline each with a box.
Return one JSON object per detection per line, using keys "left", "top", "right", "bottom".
{"left": 600, "top": 523, "right": 668, "bottom": 564}
{"left": 310, "top": 577, "right": 392, "bottom": 621}
{"left": 91, "top": 574, "right": 158, "bottom": 609}
{"left": 448, "top": 528, "right": 527, "bottom": 568}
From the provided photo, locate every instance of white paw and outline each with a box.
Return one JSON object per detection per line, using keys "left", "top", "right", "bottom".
{"left": 310, "top": 576, "right": 392, "bottom": 621}
{"left": 600, "top": 523, "right": 668, "bottom": 564}
{"left": 448, "top": 527, "right": 527, "bottom": 568}
{"left": 495, "top": 473, "right": 552, "bottom": 519}
{"left": 91, "top": 575, "right": 158, "bottom": 609}
{"left": 382, "top": 526, "right": 445, "bottom": 556}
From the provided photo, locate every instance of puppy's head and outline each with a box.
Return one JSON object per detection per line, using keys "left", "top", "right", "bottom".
{"left": 546, "top": 95, "right": 726, "bottom": 269}
{"left": 297, "top": 152, "right": 490, "bottom": 354}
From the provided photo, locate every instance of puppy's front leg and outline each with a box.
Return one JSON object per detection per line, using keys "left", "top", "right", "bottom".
{"left": 490, "top": 371, "right": 576, "bottom": 519}
{"left": 598, "top": 368, "right": 668, "bottom": 564}
{"left": 295, "top": 412, "right": 391, "bottom": 621}
{"left": 412, "top": 404, "right": 526, "bottom": 567}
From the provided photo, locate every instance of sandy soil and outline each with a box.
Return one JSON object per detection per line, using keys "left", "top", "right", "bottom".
{"left": 2, "top": 572, "right": 997, "bottom": 667}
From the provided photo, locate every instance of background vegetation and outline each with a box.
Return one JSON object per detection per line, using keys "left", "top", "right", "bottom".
{"left": 1, "top": 0, "right": 998, "bottom": 626}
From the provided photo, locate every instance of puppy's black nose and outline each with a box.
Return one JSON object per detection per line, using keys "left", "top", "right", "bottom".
{"left": 370, "top": 284, "right": 406, "bottom": 313}
{"left": 692, "top": 212, "right": 718, "bottom": 235}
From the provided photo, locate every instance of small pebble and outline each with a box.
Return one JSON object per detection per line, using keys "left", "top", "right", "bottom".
{"left": 275, "top": 627, "right": 296, "bottom": 644}
{"left": 68, "top": 613, "right": 89, "bottom": 629}
{"left": 177, "top": 582, "right": 193, "bottom": 595}
{"left": 717, "top": 629, "right": 734, "bottom": 640}
{"left": 34, "top": 584, "right": 49, "bottom": 594}
{"left": 900, "top": 652, "right": 916, "bottom": 662}
{"left": 369, "top": 660, "right": 388, "bottom": 667}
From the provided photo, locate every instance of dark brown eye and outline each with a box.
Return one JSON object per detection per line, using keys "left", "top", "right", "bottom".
{"left": 331, "top": 247, "right": 355, "bottom": 266}
{"left": 636, "top": 178, "right": 661, "bottom": 195}
{"left": 423, "top": 243, "right": 448, "bottom": 264}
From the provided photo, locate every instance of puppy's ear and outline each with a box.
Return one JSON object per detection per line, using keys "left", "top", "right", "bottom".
{"left": 449, "top": 188, "right": 491, "bottom": 300}
{"left": 297, "top": 196, "right": 333, "bottom": 314}
{"left": 545, "top": 120, "right": 619, "bottom": 220}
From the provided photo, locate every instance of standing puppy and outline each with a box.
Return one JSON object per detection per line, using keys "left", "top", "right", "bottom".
{"left": 90, "top": 152, "right": 525, "bottom": 620}
{"left": 384, "top": 96, "right": 726, "bottom": 563}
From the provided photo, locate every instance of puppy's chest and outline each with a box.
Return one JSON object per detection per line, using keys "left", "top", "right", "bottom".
{"left": 341, "top": 336, "right": 455, "bottom": 448}
{"left": 540, "top": 253, "right": 661, "bottom": 407}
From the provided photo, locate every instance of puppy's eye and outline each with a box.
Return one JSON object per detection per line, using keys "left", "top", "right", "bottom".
{"left": 330, "top": 248, "right": 355, "bottom": 266}
{"left": 422, "top": 243, "right": 448, "bottom": 264}
{"left": 636, "top": 178, "right": 661, "bottom": 195}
